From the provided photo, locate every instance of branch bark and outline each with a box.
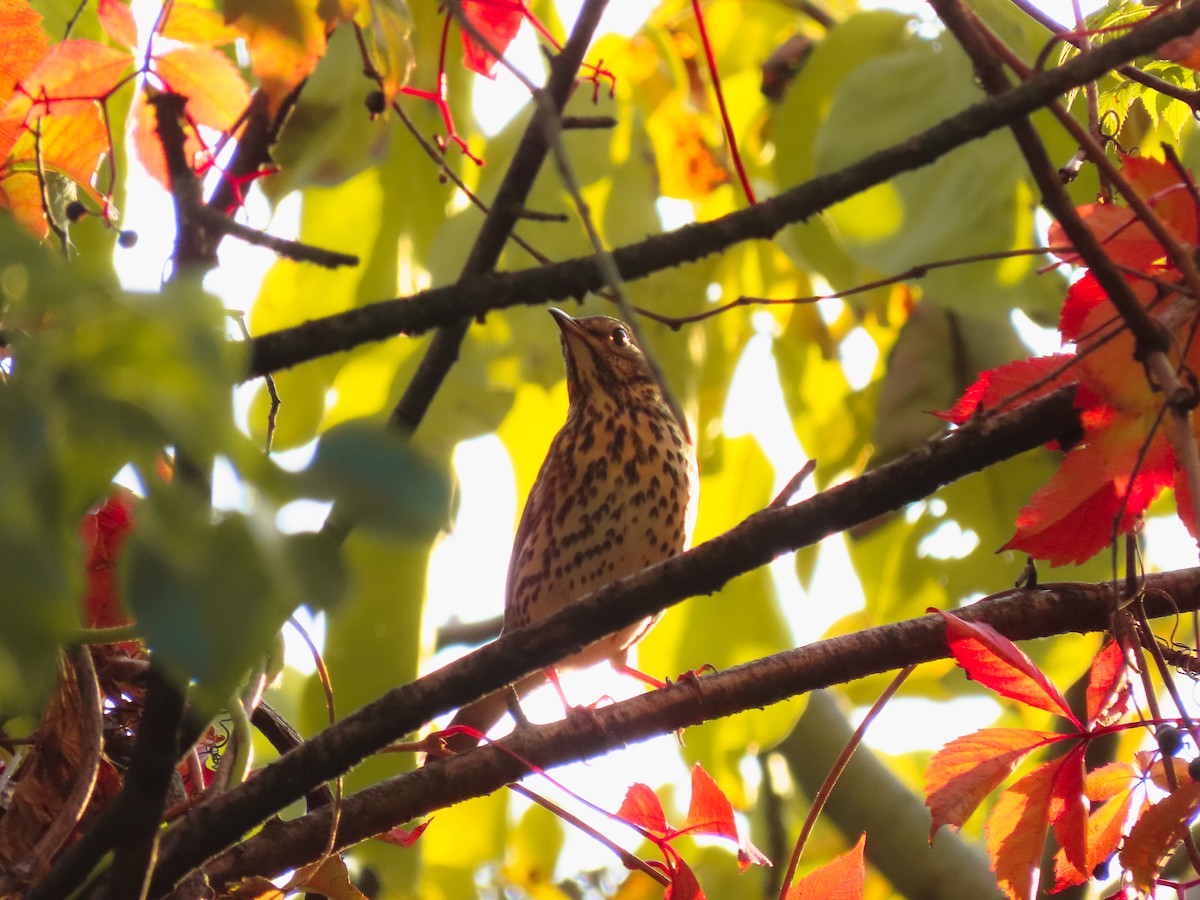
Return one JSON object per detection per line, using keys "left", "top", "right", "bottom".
{"left": 198, "top": 568, "right": 1200, "bottom": 888}
{"left": 138, "top": 385, "right": 1082, "bottom": 894}
{"left": 246, "top": 0, "right": 1200, "bottom": 379}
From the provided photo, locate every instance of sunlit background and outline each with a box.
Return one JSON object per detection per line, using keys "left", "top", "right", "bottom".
{"left": 111, "top": 0, "right": 1200, "bottom": 880}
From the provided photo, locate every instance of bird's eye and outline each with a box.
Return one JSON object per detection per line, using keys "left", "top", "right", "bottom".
{"left": 611, "top": 326, "right": 630, "bottom": 347}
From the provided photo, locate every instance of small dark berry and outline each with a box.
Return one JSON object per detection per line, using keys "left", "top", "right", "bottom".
{"left": 1157, "top": 723, "right": 1183, "bottom": 758}
{"left": 1189, "top": 756, "right": 1200, "bottom": 782}
{"left": 1092, "top": 858, "right": 1110, "bottom": 880}
{"left": 65, "top": 200, "right": 87, "bottom": 222}
{"left": 117, "top": 230, "right": 138, "bottom": 249}
{"left": 365, "top": 91, "right": 385, "bottom": 117}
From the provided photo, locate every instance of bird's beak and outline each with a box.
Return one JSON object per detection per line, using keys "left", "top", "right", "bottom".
{"left": 548, "top": 307, "right": 582, "bottom": 335}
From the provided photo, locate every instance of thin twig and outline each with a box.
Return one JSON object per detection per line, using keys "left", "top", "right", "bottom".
{"left": 777, "top": 666, "right": 915, "bottom": 899}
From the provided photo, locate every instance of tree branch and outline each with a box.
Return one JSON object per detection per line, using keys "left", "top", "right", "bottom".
{"left": 199, "top": 568, "right": 1200, "bottom": 888}
{"left": 139, "top": 385, "right": 1083, "bottom": 894}
{"left": 246, "top": 0, "right": 1200, "bottom": 379}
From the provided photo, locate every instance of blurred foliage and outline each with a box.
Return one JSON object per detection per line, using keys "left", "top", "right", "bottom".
{"left": 3, "top": 0, "right": 1192, "bottom": 897}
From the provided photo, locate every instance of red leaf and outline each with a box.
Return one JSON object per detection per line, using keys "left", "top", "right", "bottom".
{"left": 665, "top": 856, "right": 706, "bottom": 900}
{"left": 783, "top": 834, "right": 865, "bottom": 900}
{"left": 1003, "top": 417, "right": 1174, "bottom": 566}
{"left": 377, "top": 819, "right": 430, "bottom": 848}
{"left": 937, "top": 355, "right": 1077, "bottom": 424}
{"left": 1047, "top": 745, "right": 1088, "bottom": 880}
{"left": 1086, "top": 640, "right": 1130, "bottom": 728}
{"left": 683, "top": 764, "right": 737, "bottom": 841}
{"left": 459, "top": 0, "right": 524, "bottom": 77}
{"left": 617, "top": 782, "right": 668, "bottom": 835}
{"left": 98, "top": 0, "right": 138, "bottom": 49}
{"left": 1051, "top": 761, "right": 1143, "bottom": 891}
{"left": 986, "top": 759, "right": 1058, "bottom": 900}
{"left": 939, "top": 612, "right": 1079, "bottom": 724}
{"left": 925, "top": 727, "right": 1062, "bottom": 838}
{"left": 81, "top": 488, "right": 137, "bottom": 629}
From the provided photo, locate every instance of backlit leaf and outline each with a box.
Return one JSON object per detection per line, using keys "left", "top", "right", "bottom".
{"left": 939, "top": 612, "right": 1078, "bottom": 723}
{"left": 783, "top": 834, "right": 865, "bottom": 900}
{"left": 926, "top": 727, "right": 1061, "bottom": 838}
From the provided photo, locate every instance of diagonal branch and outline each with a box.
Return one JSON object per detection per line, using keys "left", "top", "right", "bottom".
{"left": 201, "top": 567, "right": 1200, "bottom": 888}
{"left": 246, "top": 0, "right": 1200, "bottom": 379}
{"left": 141, "top": 385, "right": 1083, "bottom": 895}
{"left": 384, "top": 0, "right": 611, "bottom": 436}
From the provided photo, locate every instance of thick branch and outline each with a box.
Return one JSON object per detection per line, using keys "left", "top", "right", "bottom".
{"left": 201, "top": 569, "right": 1200, "bottom": 887}
{"left": 141, "top": 386, "right": 1082, "bottom": 894}
{"left": 246, "top": 0, "right": 1200, "bottom": 379}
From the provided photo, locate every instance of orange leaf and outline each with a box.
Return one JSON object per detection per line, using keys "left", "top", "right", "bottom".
{"left": 98, "top": 0, "right": 138, "bottom": 49}
{"left": 939, "top": 612, "right": 1079, "bottom": 723}
{"left": 1051, "top": 761, "right": 1143, "bottom": 891}
{"left": 925, "top": 727, "right": 1061, "bottom": 839}
{"left": 683, "top": 764, "right": 737, "bottom": 840}
{"left": 459, "top": 0, "right": 523, "bottom": 77}
{"left": 783, "top": 834, "right": 865, "bottom": 900}
{"left": 617, "top": 782, "right": 668, "bottom": 835}
{"left": 0, "top": 171, "right": 48, "bottom": 237}
{"left": 5, "top": 39, "right": 131, "bottom": 121}
{"left": 986, "top": 759, "right": 1059, "bottom": 900}
{"left": 152, "top": 45, "right": 251, "bottom": 131}
{"left": 1120, "top": 780, "right": 1200, "bottom": 894}
{"left": 7, "top": 102, "right": 109, "bottom": 205}
{"left": 1085, "top": 640, "right": 1130, "bottom": 728}
{"left": 0, "top": 0, "right": 49, "bottom": 103}
{"left": 224, "top": 0, "right": 327, "bottom": 115}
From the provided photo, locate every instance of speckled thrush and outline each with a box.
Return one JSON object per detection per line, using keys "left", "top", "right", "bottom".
{"left": 444, "top": 308, "right": 698, "bottom": 751}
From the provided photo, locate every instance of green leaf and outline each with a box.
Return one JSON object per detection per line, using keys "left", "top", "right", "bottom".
{"left": 124, "top": 494, "right": 293, "bottom": 716}
{"left": 305, "top": 420, "right": 451, "bottom": 537}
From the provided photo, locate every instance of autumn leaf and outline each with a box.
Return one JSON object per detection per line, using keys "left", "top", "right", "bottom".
{"left": 938, "top": 612, "right": 1079, "bottom": 724}
{"left": 458, "top": 0, "right": 524, "bottom": 77}
{"left": 160, "top": 1, "right": 240, "bottom": 46}
{"left": 1051, "top": 759, "right": 1147, "bottom": 891}
{"left": 1120, "top": 779, "right": 1200, "bottom": 894}
{"left": 4, "top": 39, "right": 132, "bottom": 121}
{"left": 81, "top": 488, "right": 137, "bottom": 629}
{"left": 377, "top": 818, "right": 430, "bottom": 848}
{"left": 1085, "top": 639, "right": 1130, "bottom": 728}
{"left": 98, "top": 0, "right": 138, "bottom": 50}
{"left": 925, "top": 727, "right": 1063, "bottom": 838}
{"left": 152, "top": 45, "right": 251, "bottom": 131}
{"left": 224, "top": 0, "right": 329, "bottom": 114}
{"left": 682, "top": 764, "right": 738, "bottom": 840}
{"left": 944, "top": 154, "right": 1200, "bottom": 566}
{"left": 1046, "top": 744, "right": 1087, "bottom": 879}
{"left": 618, "top": 782, "right": 669, "bottom": 834}
{"left": 665, "top": 856, "right": 706, "bottom": 900}
{"left": 986, "top": 759, "right": 1059, "bottom": 900}
{"left": 0, "top": 0, "right": 50, "bottom": 103}
{"left": 783, "top": 834, "right": 865, "bottom": 900}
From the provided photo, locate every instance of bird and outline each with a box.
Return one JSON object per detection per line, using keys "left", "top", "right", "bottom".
{"left": 442, "top": 308, "right": 698, "bottom": 753}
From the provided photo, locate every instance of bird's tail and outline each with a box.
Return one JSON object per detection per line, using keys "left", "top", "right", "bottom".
{"left": 437, "top": 671, "right": 549, "bottom": 756}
